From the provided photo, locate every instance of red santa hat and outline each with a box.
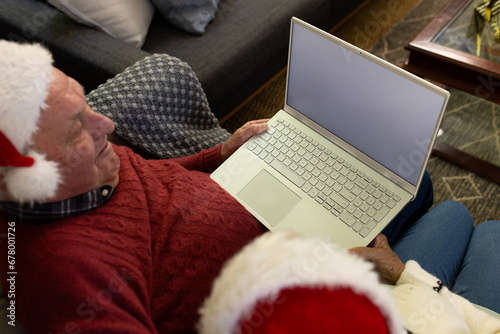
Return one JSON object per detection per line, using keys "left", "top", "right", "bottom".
{"left": 0, "top": 40, "right": 61, "bottom": 203}
{"left": 198, "top": 231, "right": 405, "bottom": 334}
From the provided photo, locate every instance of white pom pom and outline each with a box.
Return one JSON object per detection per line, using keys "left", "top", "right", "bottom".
{"left": 4, "top": 151, "right": 60, "bottom": 203}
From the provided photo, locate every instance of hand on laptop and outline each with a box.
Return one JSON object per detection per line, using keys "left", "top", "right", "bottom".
{"left": 349, "top": 234, "right": 405, "bottom": 285}
{"left": 221, "top": 119, "right": 269, "bottom": 162}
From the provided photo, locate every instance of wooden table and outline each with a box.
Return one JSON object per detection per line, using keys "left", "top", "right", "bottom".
{"left": 404, "top": 0, "right": 500, "bottom": 104}
{"left": 404, "top": 0, "right": 500, "bottom": 183}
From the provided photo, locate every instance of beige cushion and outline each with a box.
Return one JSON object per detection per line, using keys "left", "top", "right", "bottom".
{"left": 47, "top": 0, "right": 155, "bottom": 47}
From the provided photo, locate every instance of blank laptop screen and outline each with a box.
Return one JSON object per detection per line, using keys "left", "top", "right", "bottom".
{"left": 286, "top": 22, "right": 446, "bottom": 186}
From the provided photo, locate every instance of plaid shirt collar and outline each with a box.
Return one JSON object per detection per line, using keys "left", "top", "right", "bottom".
{"left": 0, "top": 185, "right": 115, "bottom": 224}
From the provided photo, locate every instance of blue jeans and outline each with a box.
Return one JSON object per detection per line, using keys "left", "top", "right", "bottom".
{"left": 382, "top": 171, "right": 434, "bottom": 245}
{"left": 391, "top": 200, "right": 500, "bottom": 314}
{"left": 452, "top": 220, "right": 500, "bottom": 314}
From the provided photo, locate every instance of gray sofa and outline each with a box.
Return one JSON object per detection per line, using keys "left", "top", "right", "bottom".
{"left": 0, "top": 0, "right": 364, "bottom": 120}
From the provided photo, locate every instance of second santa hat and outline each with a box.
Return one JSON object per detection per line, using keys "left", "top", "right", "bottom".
{"left": 198, "top": 231, "right": 404, "bottom": 334}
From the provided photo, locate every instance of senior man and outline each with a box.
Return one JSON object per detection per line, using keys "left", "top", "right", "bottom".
{"left": 0, "top": 41, "right": 433, "bottom": 333}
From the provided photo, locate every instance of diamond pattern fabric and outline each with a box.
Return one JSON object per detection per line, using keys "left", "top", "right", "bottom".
{"left": 86, "top": 54, "right": 231, "bottom": 158}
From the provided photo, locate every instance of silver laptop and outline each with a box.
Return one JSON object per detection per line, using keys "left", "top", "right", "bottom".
{"left": 211, "top": 17, "right": 449, "bottom": 248}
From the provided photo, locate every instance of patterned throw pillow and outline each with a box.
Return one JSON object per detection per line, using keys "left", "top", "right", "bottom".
{"left": 86, "top": 54, "right": 231, "bottom": 159}
{"left": 150, "top": 0, "right": 220, "bottom": 34}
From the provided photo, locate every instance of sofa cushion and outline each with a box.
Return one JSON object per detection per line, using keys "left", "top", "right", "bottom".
{"left": 151, "top": 0, "right": 220, "bottom": 34}
{"left": 47, "top": 0, "right": 155, "bottom": 47}
{"left": 86, "top": 54, "right": 231, "bottom": 159}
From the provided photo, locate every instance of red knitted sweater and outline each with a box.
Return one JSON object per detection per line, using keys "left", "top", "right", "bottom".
{"left": 0, "top": 144, "right": 266, "bottom": 333}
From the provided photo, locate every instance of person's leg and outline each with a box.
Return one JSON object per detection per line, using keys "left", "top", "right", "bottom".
{"left": 391, "top": 200, "right": 474, "bottom": 288}
{"left": 452, "top": 221, "right": 500, "bottom": 314}
{"left": 383, "top": 171, "right": 434, "bottom": 245}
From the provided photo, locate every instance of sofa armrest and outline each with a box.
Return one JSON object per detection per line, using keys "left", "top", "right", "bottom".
{"left": 0, "top": 0, "right": 151, "bottom": 91}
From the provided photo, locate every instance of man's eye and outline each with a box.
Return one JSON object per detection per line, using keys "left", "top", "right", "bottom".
{"left": 72, "top": 122, "right": 84, "bottom": 140}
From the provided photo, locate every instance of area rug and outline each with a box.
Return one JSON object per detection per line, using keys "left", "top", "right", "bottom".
{"left": 220, "top": 0, "right": 500, "bottom": 225}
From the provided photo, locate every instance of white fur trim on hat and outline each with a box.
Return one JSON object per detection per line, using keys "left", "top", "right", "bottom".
{"left": 0, "top": 41, "right": 60, "bottom": 202}
{"left": 198, "top": 231, "right": 404, "bottom": 334}
{"left": 0, "top": 41, "right": 53, "bottom": 152}
{"left": 3, "top": 151, "right": 60, "bottom": 203}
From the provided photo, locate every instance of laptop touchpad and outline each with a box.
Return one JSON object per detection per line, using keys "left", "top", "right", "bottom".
{"left": 237, "top": 169, "right": 301, "bottom": 227}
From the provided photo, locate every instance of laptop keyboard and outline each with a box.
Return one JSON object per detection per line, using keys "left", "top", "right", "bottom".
{"left": 247, "top": 117, "right": 401, "bottom": 238}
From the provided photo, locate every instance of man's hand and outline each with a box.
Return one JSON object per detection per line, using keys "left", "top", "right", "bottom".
{"left": 220, "top": 119, "right": 269, "bottom": 162}
{"left": 349, "top": 234, "right": 405, "bottom": 285}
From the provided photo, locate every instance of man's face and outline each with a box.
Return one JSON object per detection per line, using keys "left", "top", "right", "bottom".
{"left": 31, "top": 68, "right": 120, "bottom": 202}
